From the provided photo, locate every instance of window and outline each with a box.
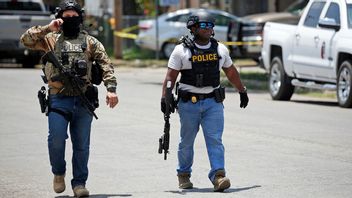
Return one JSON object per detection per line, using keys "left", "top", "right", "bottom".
{"left": 0, "top": 2, "right": 42, "bottom": 11}
{"left": 303, "top": 2, "right": 325, "bottom": 27}
{"left": 325, "top": 3, "right": 340, "bottom": 24}
{"left": 166, "top": 14, "right": 191, "bottom": 23}
{"left": 213, "top": 14, "right": 232, "bottom": 26}
{"left": 166, "top": 15, "right": 181, "bottom": 22}
{"left": 178, "top": 14, "right": 191, "bottom": 23}
{"left": 348, "top": 4, "right": 352, "bottom": 28}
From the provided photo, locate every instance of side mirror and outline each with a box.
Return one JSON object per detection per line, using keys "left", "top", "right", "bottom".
{"left": 318, "top": 17, "right": 340, "bottom": 31}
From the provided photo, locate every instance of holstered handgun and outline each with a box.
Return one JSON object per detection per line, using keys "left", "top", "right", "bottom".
{"left": 85, "top": 85, "right": 99, "bottom": 109}
{"left": 37, "top": 86, "right": 48, "bottom": 115}
{"left": 214, "top": 86, "right": 225, "bottom": 103}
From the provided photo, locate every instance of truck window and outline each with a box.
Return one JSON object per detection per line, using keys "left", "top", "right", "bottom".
{"left": 303, "top": 2, "right": 325, "bottom": 27}
{"left": 348, "top": 4, "right": 352, "bottom": 28}
{"left": 325, "top": 3, "right": 340, "bottom": 24}
{"left": 0, "top": 2, "right": 42, "bottom": 11}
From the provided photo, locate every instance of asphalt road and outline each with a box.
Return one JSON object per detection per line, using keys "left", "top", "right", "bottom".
{"left": 0, "top": 67, "right": 351, "bottom": 198}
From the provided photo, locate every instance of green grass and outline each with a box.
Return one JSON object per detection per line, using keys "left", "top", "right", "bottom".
{"left": 295, "top": 88, "right": 336, "bottom": 99}
{"left": 123, "top": 46, "right": 155, "bottom": 60}
{"left": 221, "top": 71, "right": 268, "bottom": 91}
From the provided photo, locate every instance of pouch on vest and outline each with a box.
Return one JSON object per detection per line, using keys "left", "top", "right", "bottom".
{"left": 214, "top": 86, "right": 225, "bottom": 103}
{"left": 85, "top": 85, "right": 99, "bottom": 109}
{"left": 91, "top": 61, "right": 103, "bottom": 85}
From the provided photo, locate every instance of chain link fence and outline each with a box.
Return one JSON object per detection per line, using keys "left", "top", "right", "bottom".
{"left": 85, "top": 14, "right": 149, "bottom": 55}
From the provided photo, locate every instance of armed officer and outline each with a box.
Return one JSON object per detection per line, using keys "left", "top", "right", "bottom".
{"left": 20, "top": 0, "right": 118, "bottom": 197}
{"left": 161, "top": 11, "right": 249, "bottom": 192}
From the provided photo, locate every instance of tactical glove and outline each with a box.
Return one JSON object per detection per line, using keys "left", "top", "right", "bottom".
{"left": 239, "top": 90, "right": 249, "bottom": 108}
{"left": 161, "top": 97, "right": 175, "bottom": 114}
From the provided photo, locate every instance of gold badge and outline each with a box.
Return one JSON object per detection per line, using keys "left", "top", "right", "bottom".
{"left": 191, "top": 96, "right": 197, "bottom": 103}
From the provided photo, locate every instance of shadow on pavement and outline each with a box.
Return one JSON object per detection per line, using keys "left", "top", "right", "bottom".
{"left": 56, "top": 194, "right": 132, "bottom": 198}
{"left": 166, "top": 185, "right": 261, "bottom": 194}
{"left": 291, "top": 100, "right": 338, "bottom": 107}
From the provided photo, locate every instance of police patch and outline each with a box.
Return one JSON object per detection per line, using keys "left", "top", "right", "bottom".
{"left": 191, "top": 53, "right": 218, "bottom": 62}
{"left": 62, "top": 41, "right": 83, "bottom": 52}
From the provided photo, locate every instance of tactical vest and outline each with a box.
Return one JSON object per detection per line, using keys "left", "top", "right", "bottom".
{"left": 180, "top": 38, "right": 220, "bottom": 88}
{"left": 45, "top": 32, "right": 92, "bottom": 96}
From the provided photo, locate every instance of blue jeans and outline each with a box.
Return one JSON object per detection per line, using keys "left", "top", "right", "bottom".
{"left": 48, "top": 95, "right": 93, "bottom": 188}
{"left": 177, "top": 98, "right": 225, "bottom": 182}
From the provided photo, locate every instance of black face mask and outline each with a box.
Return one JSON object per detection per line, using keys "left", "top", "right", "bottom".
{"left": 62, "top": 16, "right": 81, "bottom": 38}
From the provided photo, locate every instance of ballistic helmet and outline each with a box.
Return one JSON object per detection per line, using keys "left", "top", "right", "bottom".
{"left": 186, "top": 10, "right": 215, "bottom": 29}
{"left": 55, "top": 0, "right": 84, "bottom": 20}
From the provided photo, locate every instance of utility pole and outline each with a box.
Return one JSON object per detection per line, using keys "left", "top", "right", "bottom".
{"left": 155, "top": 0, "right": 159, "bottom": 60}
{"left": 114, "top": 0, "right": 123, "bottom": 59}
{"left": 275, "top": 0, "right": 280, "bottom": 12}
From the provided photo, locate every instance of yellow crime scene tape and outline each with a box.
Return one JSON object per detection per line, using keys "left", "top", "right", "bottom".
{"left": 113, "top": 25, "right": 138, "bottom": 40}
{"left": 114, "top": 31, "right": 138, "bottom": 39}
{"left": 114, "top": 25, "right": 263, "bottom": 46}
{"left": 221, "top": 41, "right": 263, "bottom": 46}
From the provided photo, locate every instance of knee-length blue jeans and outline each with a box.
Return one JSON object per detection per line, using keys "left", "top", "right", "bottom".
{"left": 177, "top": 98, "right": 225, "bottom": 182}
{"left": 48, "top": 95, "right": 93, "bottom": 188}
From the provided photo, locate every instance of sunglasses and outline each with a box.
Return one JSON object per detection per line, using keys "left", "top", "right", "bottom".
{"left": 198, "top": 22, "right": 214, "bottom": 29}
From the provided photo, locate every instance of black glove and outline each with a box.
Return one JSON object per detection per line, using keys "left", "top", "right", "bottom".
{"left": 161, "top": 97, "right": 175, "bottom": 114}
{"left": 239, "top": 91, "right": 249, "bottom": 108}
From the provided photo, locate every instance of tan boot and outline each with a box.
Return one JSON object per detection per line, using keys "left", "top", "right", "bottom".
{"left": 213, "top": 170, "right": 231, "bottom": 192}
{"left": 177, "top": 173, "right": 193, "bottom": 189}
{"left": 73, "top": 185, "right": 89, "bottom": 197}
{"left": 53, "top": 174, "right": 65, "bottom": 193}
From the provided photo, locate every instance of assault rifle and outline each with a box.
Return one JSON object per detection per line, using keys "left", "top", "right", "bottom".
{"left": 42, "top": 51, "right": 98, "bottom": 119}
{"left": 158, "top": 81, "right": 175, "bottom": 160}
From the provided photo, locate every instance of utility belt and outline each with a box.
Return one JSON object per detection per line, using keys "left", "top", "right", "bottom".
{"left": 48, "top": 87, "right": 80, "bottom": 96}
{"left": 49, "top": 88, "right": 61, "bottom": 95}
{"left": 37, "top": 85, "right": 99, "bottom": 121}
{"left": 178, "top": 86, "right": 225, "bottom": 103}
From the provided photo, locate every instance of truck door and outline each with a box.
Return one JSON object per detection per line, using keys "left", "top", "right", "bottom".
{"left": 314, "top": 2, "right": 340, "bottom": 81}
{"left": 292, "top": 1, "right": 326, "bottom": 80}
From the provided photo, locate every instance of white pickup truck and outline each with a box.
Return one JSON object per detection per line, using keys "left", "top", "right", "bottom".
{"left": 261, "top": 0, "right": 352, "bottom": 108}
{"left": 0, "top": 0, "right": 52, "bottom": 68}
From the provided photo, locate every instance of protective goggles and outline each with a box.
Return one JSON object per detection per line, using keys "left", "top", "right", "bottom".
{"left": 198, "top": 22, "right": 214, "bottom": 29}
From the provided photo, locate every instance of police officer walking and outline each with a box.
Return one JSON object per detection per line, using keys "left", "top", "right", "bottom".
{"left": 161, "top": 11, "right": 249, "bottom": 192}
{"left": 20, "top": 0, "right": 118, "bottom": 197}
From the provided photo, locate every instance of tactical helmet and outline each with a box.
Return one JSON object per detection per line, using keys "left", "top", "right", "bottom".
{"left": 55, "top": 0, "right": 84, "bottom": 20}
{"left": 186, "top": 10, "right": 215, "bottom": 29}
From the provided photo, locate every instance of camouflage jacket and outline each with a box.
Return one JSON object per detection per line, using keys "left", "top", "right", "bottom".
{"left": 20, "top": 25, "right": 117, "bottom": 95}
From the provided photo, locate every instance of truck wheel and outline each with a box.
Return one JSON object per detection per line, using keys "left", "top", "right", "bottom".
{"left": 337, "top": 60, "right": 352, "bottom": 108}
{"left": 269, "top": 57, "right": 294, "bottom": 100}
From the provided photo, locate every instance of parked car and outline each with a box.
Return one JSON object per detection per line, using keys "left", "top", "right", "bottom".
{"left": 135, "top": 8, "right": 241, "bottom": 58}
{"left": 261, "top": 0, "right": 352, "bottom": 108}
{"left": 0, "top": 0, "right": 53, "bottom": 68}
{"left": 227, "top": 0, "right": 309, "bottom": 62}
